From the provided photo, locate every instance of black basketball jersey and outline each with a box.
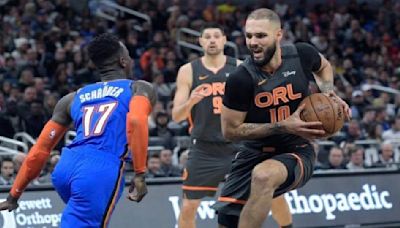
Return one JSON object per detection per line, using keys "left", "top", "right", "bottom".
{"left": 240, "top": 45, "right": 312, "bottom": 149}
{"left": 189, "top": 56, "right": 237, "bottom": 142}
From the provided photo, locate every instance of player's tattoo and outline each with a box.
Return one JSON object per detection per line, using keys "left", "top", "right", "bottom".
{"left": 318, "top": 81, "right": 334, "bottom": 93}
{"left": 133, "top": 80, "right": 157, "bottom": 106}
{"left": 239, "top": 124, "right": 259, "bottom": 136}
{"left": 234, "top": 123, "right": 280, "bottom": 139}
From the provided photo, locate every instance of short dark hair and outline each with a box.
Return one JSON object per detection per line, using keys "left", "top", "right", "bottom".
{"left": 87, "top": 33, "right": 122, "bottom": 67}
{"left": 1, "top": 157, "right": 13, "bottom": 167}
{"left": 200, "top": 22, "right": 225, "bottom": 36}
{"left": 247, "top": 8, "right": 281, "bottom": 28}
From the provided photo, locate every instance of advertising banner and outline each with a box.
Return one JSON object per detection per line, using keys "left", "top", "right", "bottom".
{"left": 0, "top": 172, "right": 398, "bottom": 228}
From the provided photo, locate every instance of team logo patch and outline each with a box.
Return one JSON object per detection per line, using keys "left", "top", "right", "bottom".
{"left": 49, "top": 129, "right": 56, "bottom": 139}
{"left": 199, "top": 75, "right": 209, "bottom": 80}
{"left": 282, "top": 70, "right": 296, "bottom": 77}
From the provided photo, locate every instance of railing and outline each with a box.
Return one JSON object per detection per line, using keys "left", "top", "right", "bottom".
{"left": 176, "top": 27, "right": 239, "bottom": 59}
{"left": 13, "top": 132, "right": 36, "bottom": 147}
{"left": 92, "top": 0, "right": 151, "bottom": 31}
{"left": 0, "top": 136, "right": 28, "bottom": 153}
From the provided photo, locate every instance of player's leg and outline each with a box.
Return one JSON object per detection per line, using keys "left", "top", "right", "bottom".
{"left": 214, "top": 148, "right": 265, "bottom": 228}
{"left": 60, "top": 154, "right": 125, "bottom": 228}
{"left": 239, "top": 144, "right": 314, "bottom": 228}
{"left": 179, "top": 142, "right": 235, "bottom": 228}
{"left": 271, "top": 195, "right": 293, "bottom": 228}
{"left": 238, "top": 159, "right": 288, "bottom": 228}
{"left": 178, "top": 198, "right": 201, "bottom": 228}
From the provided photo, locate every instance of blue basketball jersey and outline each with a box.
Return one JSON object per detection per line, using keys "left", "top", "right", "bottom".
{"left": 67, "top": 79, "right": 133, "bottom": 158}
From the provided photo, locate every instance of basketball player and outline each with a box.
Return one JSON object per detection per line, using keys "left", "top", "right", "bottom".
{"left": 173, "top": 23, "right": 292, "bottom": 228}
{"left": 0, "top": 33, "right": 156, "bottom": 227}
{"left": 213, "top": 9, "right": 351, "bottom": 228}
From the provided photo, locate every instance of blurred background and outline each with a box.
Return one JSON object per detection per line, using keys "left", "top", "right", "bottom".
{"left": 0, "top": 0, "right": 399, "bottom": 227}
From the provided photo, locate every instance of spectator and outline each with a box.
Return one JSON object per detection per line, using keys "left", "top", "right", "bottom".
{"left": 375, "top": 107, "right": 391, "bottom": 131}
{"left": 366, "top": 122, "right": 383, "bottom": 143}
{"left": 159, "top": 149, "right": 182, "bottom": 177}
{"left": 382, "top": 115, "right": 400, "bottom": 140}
{"left": 149, "top": 111, "right": 175, "bottom": 149}
{"left": 145, "top": 154, "right": 165, "bottom": 178}
{"left": 321, "top": 147, "right": 347, "bottom": 170}
{"left": 350, "top": 90, "right": 367, "bottom": 119}
{"left": 5, "top": 100, "right": 26, "bottom": 133}
{"left": 359, "top": 106, "right": 376, "bottom": 135}
{"left": 373, "top": 141, "right": 396, "bottom": 168}
{"left": 17, "top": 86, "right": 37, "bottom": 115}
{"left": 24, "top": 100, "right": 47, "bottom": 138}
{"left": 0, "top": 157, "right": 15, "bottom": 185}
{"left": 12, "top": 152, "right": 26, "bottom": 173}
{"left": 343, "top": 120, "right": 365, "bottom": 143}
{"left": 346, "top": 147, "right": 366, "bottom": 170}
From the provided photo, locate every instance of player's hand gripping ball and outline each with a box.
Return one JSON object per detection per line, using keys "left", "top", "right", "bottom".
{"left": 300, "top": 93, "right": 345, "bottom": 138}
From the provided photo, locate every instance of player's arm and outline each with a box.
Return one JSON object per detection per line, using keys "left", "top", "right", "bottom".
{"left": 222, "top": 106, "right": 282, "bottom": 140}
{"left": 126, "top": 80, "right": 156, "bottom": 202}
{"left": 127, "top": 80, "right": 156, "bottom": 174}
{"left": 297, "top": 42, "right": 351, "bottom": 119}
{"left": 172, "top": 63, "right": 193, "bottom": 122}
{"left": 0, "top": 93, "right": 74, "bottom": 211}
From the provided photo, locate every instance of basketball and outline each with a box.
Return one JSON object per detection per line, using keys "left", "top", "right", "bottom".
{"left": 300, "top": 93, "right": 345, "bottom": 137}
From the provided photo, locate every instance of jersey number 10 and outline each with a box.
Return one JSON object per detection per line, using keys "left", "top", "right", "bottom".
{"left": 82, "top": 102, "right": 118, "bottom": 137}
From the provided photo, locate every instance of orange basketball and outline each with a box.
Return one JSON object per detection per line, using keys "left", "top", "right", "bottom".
{"left": 299, "top": 93, "right": 345, "bottom": 138}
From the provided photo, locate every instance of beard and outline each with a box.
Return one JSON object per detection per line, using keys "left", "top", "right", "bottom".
{"left": 250, "top": 42, "right": 277, "bottom": 67}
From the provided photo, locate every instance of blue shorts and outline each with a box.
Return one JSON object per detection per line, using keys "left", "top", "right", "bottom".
{"left": 52, "top": 148, "right": 126, "bottom": 228}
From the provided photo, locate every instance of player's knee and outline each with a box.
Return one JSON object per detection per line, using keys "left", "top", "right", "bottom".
{"left": 251, "top": 166, "right": 277, "bottom": 191}
{"left": 181, "top": 199, "right": 200, "bottom": 213}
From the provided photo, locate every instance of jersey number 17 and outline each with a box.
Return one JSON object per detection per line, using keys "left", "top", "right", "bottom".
{"left": 82, "top": 102, "right": 118, "bottom": 137}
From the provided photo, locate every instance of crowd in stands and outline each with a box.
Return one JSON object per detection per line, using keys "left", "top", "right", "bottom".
{"left": 0, "top": 0, "right": 399, "bottom": 185}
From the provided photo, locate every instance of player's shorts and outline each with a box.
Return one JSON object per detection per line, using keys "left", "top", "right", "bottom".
{"left": 182, "top": 139, "right": 238, "bottom": 199}
{"left": 52, "top": 147, "right": 126, "bottom": 228}
{"left": 213, "top": 143, "right": 315, "bottom": 217}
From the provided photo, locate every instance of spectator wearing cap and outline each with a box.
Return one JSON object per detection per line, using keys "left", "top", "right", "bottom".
{"left": 346, "top": 147, "right": 366, "bottom": 170}
{"left": 350, "top": 89, "right": 367, "bottom": 119}
{"left": 150, "top": 110, "right": 175, "bottom": 149}
{"left": 382, "top": 116, "right": 400, "bottom": 140}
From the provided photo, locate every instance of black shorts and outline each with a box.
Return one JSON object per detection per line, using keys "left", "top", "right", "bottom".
{"left": 182, "top": 139, "right": 237, "bottom": 199}
{"left": 213, "top": 143, "right": 315, "bottom": 216}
